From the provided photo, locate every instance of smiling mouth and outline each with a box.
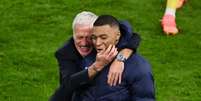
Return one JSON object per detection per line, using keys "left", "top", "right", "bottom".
{"left": 79, "top": 46, "right": 92, "bottom": 52}
{"left": 96, "top": 49, "right": 103, "bottom": 53}
{"left": 80, "top": 46, "right": 89, "bottom": 49}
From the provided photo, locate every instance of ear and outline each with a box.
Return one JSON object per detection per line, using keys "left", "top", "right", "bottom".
{"left": 115, "top": 31, "right": 121, "bottom": 44}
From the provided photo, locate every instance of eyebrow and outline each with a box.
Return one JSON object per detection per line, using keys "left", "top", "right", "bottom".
{"left": 92, "top": 33, "right": 107, "bottom": 36}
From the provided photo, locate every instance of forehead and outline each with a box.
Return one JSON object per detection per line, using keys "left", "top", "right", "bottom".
{"left": 74, "top": 25, "right": 92, "bottom": 36}
{"left": 92, "top": 25, "right": 118, "bottom": 36}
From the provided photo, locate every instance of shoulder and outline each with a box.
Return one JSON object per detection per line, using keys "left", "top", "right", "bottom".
{"left": 126, "top": 54, "right": 151, "bottom": 68}
{"left": 124, "top": 53, "right": 153, "bottom": 80}
{"left": 55, "top": 38, "right": 81, "bottom": 60}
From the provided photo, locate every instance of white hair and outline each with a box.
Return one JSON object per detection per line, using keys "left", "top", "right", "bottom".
{"left": 72, "top": 11, "right": 98, "bottom": 31}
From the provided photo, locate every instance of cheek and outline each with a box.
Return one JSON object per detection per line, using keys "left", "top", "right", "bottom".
{"left": 87, "top": 38, "right": 93, "bottom": 44}
{"left": 112, "top": 37, "right": 118, "bottom": 44}
{"left": 106, "top": 38, "right": 115, "bottom": 45}
{"left": 104, "top": 41, "right": 111, "bottom": 48}
{"left": 74, "top": 40, "right": 81, "bottom": 45}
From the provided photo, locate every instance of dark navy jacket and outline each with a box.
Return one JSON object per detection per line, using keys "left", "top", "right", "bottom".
{"left": 49, "top": 21, "right": 142, "bottom": 101}
{"left": 72, "top": 21, "right": 155, "bottom": 101}
{"left": 74, "top": 53, "right": 155, "bottom": 101}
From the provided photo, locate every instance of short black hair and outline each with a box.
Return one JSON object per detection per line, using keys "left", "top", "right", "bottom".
{"left": 93, "top": 15, "right": 119, "bottom": 28}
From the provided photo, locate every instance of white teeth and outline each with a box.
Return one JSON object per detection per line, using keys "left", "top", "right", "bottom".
{"left": 80, "top": 46, "right": 88, "bottom": 48}
{"left": 97, "top": 49, "right": 102, "bottom": 51}
{"left": 97, "top": 49, "right": 102, "bottom": 53}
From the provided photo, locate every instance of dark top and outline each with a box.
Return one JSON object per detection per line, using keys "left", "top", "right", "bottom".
{"left": 74, "top": 53, "right": 155, "bottom": 101}
{"left": 49, "top": 21, "right": 141, "bottom": 101}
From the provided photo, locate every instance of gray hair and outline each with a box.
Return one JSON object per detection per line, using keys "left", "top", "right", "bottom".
{"left": 72, "top": 11, "right": 98, "bottom": 31}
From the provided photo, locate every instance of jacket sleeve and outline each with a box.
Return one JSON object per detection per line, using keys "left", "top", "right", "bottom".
{"left": 129, "top": 58, "right": 155, "bottom": 101}
{"left": 124, "top": 32, "right": 141, "bottom": 53}
{"left": 49, "top": 50, "right": 90, "bottom": 101}
{"left": 56, "top": 51, "right": 90, "bottom": 86}
{"left": 118, "top": 21, "right": 141, "bottom": 53}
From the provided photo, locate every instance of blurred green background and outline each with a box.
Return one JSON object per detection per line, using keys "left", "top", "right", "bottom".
{"left": 0, "top": 0, "right": 201, "bottom": 101}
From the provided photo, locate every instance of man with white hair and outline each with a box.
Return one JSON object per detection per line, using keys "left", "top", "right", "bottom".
{"left": 72, "top": 11, "right": 98, "bottom": 57}
{"left": 49, "top": 11, "right": 141, "bottom": 101}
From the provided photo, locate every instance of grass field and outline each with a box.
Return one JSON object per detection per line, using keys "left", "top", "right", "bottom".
{"left": 0, "top": 0, "right": 201, "bottom": 101}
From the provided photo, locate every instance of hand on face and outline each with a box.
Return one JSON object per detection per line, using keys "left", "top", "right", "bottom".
{"left": 94, "top": 45, "right": 118, "bottom": 71}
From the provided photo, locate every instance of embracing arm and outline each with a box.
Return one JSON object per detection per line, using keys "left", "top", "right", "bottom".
{"left": 49, "top": 51, "right": 90, "bottom": 101}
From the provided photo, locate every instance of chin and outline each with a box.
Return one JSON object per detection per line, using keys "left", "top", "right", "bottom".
{"left": 79, "top": 50, "right": 92, "bottom": 57}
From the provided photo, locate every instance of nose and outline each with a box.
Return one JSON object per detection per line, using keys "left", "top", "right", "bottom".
{"left": 95, "top": 38, "right": 102, "bottom": 47}
{"left": 80, "top": 38, "right": 87, "bottom": 45}
{"left": 80, "top": 37, "right": 91, "bottom": 46}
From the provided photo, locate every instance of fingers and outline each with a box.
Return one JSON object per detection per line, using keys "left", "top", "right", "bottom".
{"left": 118, "top": 72, "right": 122, "bottom": 84}
{"left": 107, "top": 73, "right": 113, "bottom": 86}
{"left": 107, "top": 45, "right": 118, "bottom": 60}
{"left": 112, "top": 48, "right": 118, "bottom": 57}
{"left": 108, "top": 45, "right": 115, "bottom": 56}
{"left": 96, "top": 45, "right": 117, "bottom": 68}
{"left": 105, "top": 45, "right": 112, "bottom": 54}
{"left": 107, "top": 72, "right": 121, "bottom": 86}
{"left": 107, "top": 60, "right": 124, "bottom": 86}
{"left": 118, "top": 63, "right": 124, "bottom": 84}
{"left": 112, "top": 73, "right": 119, "bottom": 86}
{"left": 100, "top": 45, "right": 118, "bottom": 63}
{"left": 98, "top": 45, "right": 112, "bottom": 55}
